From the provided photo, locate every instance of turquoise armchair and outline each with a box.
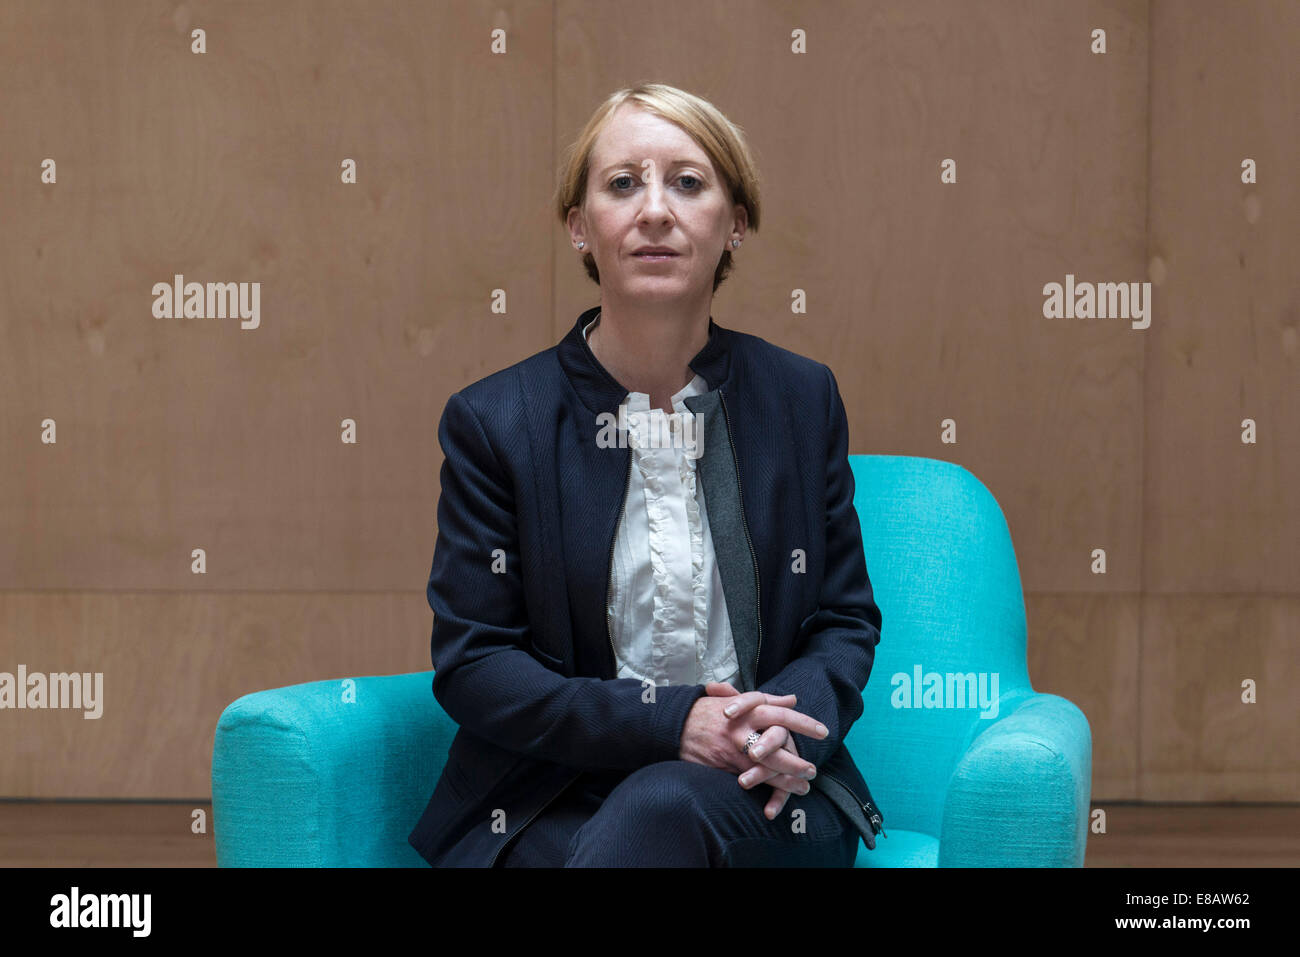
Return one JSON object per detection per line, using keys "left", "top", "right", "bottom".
{"left": 211, "top": 455, "right": 1092, "bottom": 866}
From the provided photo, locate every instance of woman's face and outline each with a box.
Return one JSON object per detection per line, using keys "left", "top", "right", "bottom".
{"left": 569, "top": 103, "right": 745, "bottom": 304}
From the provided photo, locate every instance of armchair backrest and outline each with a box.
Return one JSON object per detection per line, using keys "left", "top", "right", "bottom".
{"left": 842, "top": 455, "right": 1033, "bottom": 837}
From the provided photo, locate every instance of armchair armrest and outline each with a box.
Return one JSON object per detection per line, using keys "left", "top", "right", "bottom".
{"left": 938, "top": 692, "right": 1092, "bottom": 867}
{"left": 212, "top": 670, "right": 451, "bottom": 867}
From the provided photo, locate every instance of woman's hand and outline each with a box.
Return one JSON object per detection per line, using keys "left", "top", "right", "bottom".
{"left": 750, "top": 726, "right": 803, "bottom": 820}
{"left": 706, "top": 683, "right": 820, "bottom": 820}
{"left": 679, "top": 681, "right": 829, "bottom": 819}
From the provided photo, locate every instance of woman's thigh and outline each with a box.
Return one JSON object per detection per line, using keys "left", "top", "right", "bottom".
{"left": 498, "top": 770, "right": 626, "bottom": 868}
{"left": 565, "top": 760, "right": 859, "bottom": 867}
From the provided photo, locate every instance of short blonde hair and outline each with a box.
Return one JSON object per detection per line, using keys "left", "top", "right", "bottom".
{"left": 555, "top": 83, "right": 761, "bottom": 295}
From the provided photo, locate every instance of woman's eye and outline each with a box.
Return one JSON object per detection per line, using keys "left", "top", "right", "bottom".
{"left": 610, "top": 174, "right": 702, "bottom": 192}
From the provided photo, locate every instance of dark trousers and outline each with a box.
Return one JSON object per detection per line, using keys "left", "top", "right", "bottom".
{"left": 498, "top": 760, "right": 860, "bottom": 867}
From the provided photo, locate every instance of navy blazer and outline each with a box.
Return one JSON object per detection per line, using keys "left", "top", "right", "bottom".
{"left": 408, "top": 305, "right": 885, "bottom": 866}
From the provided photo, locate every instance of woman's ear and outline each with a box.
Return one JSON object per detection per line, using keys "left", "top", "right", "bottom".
{"left": 566, "top": 206, "right": 586, "bottom": 249}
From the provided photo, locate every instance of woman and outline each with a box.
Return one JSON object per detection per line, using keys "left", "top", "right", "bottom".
{"left": 408, "top": 83, "right": 885, "bottom": 867}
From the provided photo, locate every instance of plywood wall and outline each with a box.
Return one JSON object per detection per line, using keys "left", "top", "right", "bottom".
{"left": 0, "top": 0, "right": 1294, "bottom": 804}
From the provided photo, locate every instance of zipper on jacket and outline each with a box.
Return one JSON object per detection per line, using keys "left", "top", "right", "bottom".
{"left": 819, "top": 769, "right": 887, "bottom": 838}
{"left": 715, "top": 390, "right": 883, "bottom": 840}
{"left": 716, "top": 389, "right": 763, "bottom": 687}
{"left": 488, "top": 771, "right": 583, "bottom": 867}
{"left": 606, "top": 447, "right": 633, "bottom": 673}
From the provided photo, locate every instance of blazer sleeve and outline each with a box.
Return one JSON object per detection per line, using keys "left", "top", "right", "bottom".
{"left": 426, "top": 390, "right": 707, "bottom": 772}
{"left": 756, "top": 365, "right": 883, "bottom": 771}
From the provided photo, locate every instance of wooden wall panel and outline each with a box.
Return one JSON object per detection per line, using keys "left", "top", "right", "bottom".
{"left": 1140, "top": 0, "right": 1299, "bottom": 800}
{"left": 0, "top": 1, "right": 1294, "bottom": 806}
{"left": 1145, "top": 0, "right": 1299, "bottom": 595}
{"left": 0, "top": 591, "right": 431, "bottom": 797}
{"left": 1140, "top": 596, "right": 1299, "bottom": 800}
{"left": 561, "top": 0, "right": 1150, "bottom": 594}
{"left": 0, "top": 0, "right": 556, "bottom": 796}
{"left": 1027, "top": 594, "right": 1140, "bottom": 800}
{"left": 0, "top": 0, "right": 556, "bottom": 593}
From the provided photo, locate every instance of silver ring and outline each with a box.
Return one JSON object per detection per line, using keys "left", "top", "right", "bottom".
{"left": 741, "top": 731, "right": 762, "bottom": 754}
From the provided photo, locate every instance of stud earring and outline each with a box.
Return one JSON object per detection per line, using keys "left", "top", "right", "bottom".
{"left": 577, "top": 242, "right": 585, "bottom": 249}
{"left": 731, "top": 240, "right": 740, "bottom": 248}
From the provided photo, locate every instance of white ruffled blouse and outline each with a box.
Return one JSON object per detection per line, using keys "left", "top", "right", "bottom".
{"left": 584, "top": 315, "right": 741, "bottom": 689}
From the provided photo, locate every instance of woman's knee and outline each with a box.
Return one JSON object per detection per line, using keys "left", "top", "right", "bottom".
{"left": 600, "top": 760, "right": 726, "bottom": 823}
{"left": 564, "top": 761, "right": 731, "bottom": 864}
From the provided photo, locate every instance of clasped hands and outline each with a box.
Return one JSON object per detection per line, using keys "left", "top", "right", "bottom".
{"left": 678, "top": 681, "right": 829, "bottom": 821}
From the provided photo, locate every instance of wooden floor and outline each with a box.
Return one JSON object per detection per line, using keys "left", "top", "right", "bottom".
{"left": 0, "top": 801, "right": 1296, "bottom": 866}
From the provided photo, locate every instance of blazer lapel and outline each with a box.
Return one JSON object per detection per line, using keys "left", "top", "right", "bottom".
{"left": 683, "top": 389, "right": 759, "bottom": 693}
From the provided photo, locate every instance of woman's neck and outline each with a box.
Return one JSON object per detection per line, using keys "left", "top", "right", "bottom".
{"left": 588, "top": 307, "right": 710, "bottom": 414}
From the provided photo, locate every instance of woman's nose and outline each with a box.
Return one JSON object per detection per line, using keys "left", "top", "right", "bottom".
{"left": 638, "top": 183, "right": 672, "bottom": 224}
